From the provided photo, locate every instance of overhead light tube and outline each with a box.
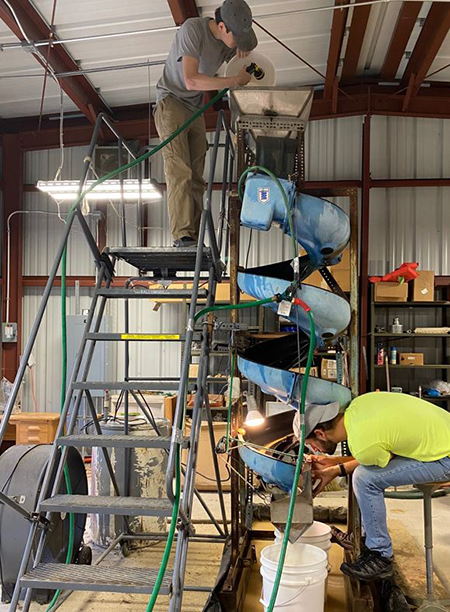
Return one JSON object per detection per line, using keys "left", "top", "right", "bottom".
{"left": 37, "top": 179, "right": 163, "bottom": 202}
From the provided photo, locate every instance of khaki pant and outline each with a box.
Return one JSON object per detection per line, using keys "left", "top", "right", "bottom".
{"left": 154, "top": 96, "right": 208, "bottom": 241}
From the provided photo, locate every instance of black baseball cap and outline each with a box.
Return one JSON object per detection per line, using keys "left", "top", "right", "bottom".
{"left": 220, "top": 0, "right": 258, "bottom": 52}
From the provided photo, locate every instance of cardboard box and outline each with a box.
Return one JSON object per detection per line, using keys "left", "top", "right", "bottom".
{"left": 113, "top": 393, "right": 176, "bottom": 424}
{"left": 374, "top": 282, "right": 408, "bottom": 302}
{"left": 302, "top": 247, "right": 350, "bottom": 292}
{"left": 183, "top": 421, "right": 230, "bottom": 491}
{"left": 189, "top": 363, "right": 199, "bottom": 379}
{"left": 399, "top": 352, "right": 424, "bottom": 366}
{"left": 321, "top": 359, "right": 337, "bottom": 381}
{"left": 289, "top": 366, "right": 319, "bottom": 377}
{"left": 410, "top": 270, "right": 435, "bottom": 302}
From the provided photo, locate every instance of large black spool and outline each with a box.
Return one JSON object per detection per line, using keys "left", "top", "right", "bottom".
{"left": 0, "top": 444, "right": 87, "bottom": 603}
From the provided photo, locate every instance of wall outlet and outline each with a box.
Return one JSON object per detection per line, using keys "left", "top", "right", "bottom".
{"left": 2, "top": 322, "right": 17, "bottom": 343}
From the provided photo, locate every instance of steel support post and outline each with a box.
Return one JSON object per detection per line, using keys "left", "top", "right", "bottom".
{"left": 1, "top": 135, "right": 23, "bottom": 383}
{"left": 360, "top": 115, "right": 371, "bottom": 393}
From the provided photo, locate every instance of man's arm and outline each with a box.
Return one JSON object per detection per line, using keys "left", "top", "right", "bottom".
{"left": 312, "top": 459, "right": 360, "bottom": 497}
{"left": 182, "top": 56, "right": 250, "bottom": 91}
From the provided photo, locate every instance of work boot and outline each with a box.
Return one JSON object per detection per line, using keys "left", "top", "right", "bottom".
{"left": 173, "top": 236, "right": 197, "bottom": 248}
{"left": 340, "top": 549, "right": 393, "bottom": 581}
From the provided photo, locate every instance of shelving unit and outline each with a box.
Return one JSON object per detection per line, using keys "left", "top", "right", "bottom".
{"left": 369, "top": 286, "right": 450, "bottom": 409}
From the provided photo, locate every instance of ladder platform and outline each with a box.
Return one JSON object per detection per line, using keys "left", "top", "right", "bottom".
{"left": 40, "top": 494, "right": 173, "bottom": 516}
{"left": 20, "top": 563, "right": 172, "bottom": 595}
{"left": 106, "top": 246, "right": 214, "bottom": 274}
{"left": 97, "top": 288, "right": 208, "bottom": 299}
{"left": 86, "top": 333, "right": 187, "bottom": 342}
{"left": 57, "top": 434, "right": 189, "bottom": 449}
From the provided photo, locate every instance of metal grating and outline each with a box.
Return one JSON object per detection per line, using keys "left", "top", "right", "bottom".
{"left": 40, "top": 495, "right": 173, "bottom": 516}
{"left": 57, "top": 434, "right": 188, "bottom": 449}
{"left": 21, "top": 563, "right": 172, "bottom": 594}
{"left": 106, "top": 247, "right": 214, "bottom": 273}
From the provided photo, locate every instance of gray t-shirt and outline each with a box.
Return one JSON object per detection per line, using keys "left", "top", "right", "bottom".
{"left": 156, "top": 17, "right": 235, "bottom": 111}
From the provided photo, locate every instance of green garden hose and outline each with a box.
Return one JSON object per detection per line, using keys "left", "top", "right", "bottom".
{"left": 52, "top": 88, "right": 228, "bottom": 612}
{"left": 267, "top": 305, "right": 316, "bottom": 612}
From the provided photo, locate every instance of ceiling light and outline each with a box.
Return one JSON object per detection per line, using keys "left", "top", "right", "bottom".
{"left": 37, "top": 179, "right": 163, "bottom": 202}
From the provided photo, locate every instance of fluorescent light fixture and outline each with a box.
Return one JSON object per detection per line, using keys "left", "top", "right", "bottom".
{"left": 244, "top": 394, "right": 266, "bottom": 427}
{"left": 37, "top": 179, "right": 163, "bottom": 202}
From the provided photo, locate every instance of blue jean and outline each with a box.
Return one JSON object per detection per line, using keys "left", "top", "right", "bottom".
{"left": 352, "top": 455, "right": 450, "bottom": 558}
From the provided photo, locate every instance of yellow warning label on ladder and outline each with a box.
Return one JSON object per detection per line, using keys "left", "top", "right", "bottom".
{"left": 120, "top": 334, "right": 181, "bottom": 341}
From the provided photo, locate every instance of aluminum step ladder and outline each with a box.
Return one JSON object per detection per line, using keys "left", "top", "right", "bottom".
{"left": 2, "top": 109, "right": 235, "bottom": 612}
{"left": 9, "top": 238, "right": 229, "bottom": 612}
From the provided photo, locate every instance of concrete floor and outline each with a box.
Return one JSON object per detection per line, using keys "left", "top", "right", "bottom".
{"left": 1, "top": 490, "right": 449, "bottom": 611}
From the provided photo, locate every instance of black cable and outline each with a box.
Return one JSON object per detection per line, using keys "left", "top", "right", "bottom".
{"left": 181, "top": 455, "right": 231, "bottom": 484}
{"left": 245, "top": 229, "right": 253, "bottom": 269}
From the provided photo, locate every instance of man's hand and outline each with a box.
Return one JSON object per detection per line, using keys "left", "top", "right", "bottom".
{"left": 312, "top": 465, "right": 340, "bottom": 497}
{"left": 234, "top": 67, "right": 251, "bottom": 87}
{"left": 236, "top": 49, "right": 250, "bottom": 59}
{"left": 308, "top": 455, "right": 339, "bottom": 469}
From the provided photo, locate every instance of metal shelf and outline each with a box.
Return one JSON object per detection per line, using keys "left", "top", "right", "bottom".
{"left": 423, "top": 396, "right": 450, "bottom": 402}
{"left": 373, "top": 333, "right": 450, "bottom": 338}
{"left": 373, "top": 301, "right": 450, "bottom": 307}
{"left": 374, "top": 364, "right": 450, "bottom": 369}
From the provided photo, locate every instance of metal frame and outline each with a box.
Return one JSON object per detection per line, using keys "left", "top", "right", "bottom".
{"left": 220, "top": 179, "right": 361, "bottom": 608}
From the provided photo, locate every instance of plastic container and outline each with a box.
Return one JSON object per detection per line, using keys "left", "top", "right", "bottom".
{"left": 274, "top": 521, "right": 332, "bottom": 557}
{"left": 260, "top": 543, "right": 328, "bottom": 612}
{"left": 390, "top": 346, "right": 397, "bottom": 365}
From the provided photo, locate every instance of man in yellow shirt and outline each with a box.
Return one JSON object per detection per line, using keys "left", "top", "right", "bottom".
{"left": 302, "top": 392, "right": 450, "bottom": 581}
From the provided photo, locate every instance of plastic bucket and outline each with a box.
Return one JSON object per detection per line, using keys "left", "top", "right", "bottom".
{"left": 260, "top": 543, "right": 328, "bottom": 612}
{"left": 274, "top": 522, "right": 332, "bottom": 556}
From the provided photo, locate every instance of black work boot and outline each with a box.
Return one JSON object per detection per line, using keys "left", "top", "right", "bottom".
{"left": 173, "top": 236, "right": 197, "bottom": 248}
{"left": 340, "top": 549, "right": 393, "bottom": 581}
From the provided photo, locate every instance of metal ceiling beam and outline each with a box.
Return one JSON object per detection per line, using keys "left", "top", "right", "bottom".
{"left": 324, "top": 0, "right": 349, "bottom": 98}
{"left": 341, "top": 0, "right": 372, "bottom": 83}
{"left": 5, "top": 85, "right": 449, "bottom": 150}
{"left": 166, "top": 0, "right": 199, "bottom": 26}
{"left": 0, "top": 0, "right": 109, "bottom": 122}
{"left": 402, "top": 2, "right": 450, "bottom": 96}
{"left": 380, "top": 2, "right": 422, "bottom": 81}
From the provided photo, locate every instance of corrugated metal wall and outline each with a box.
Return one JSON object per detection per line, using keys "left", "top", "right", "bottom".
{"left": 19, "top": 115, "right": 450, "bottom": 410}
{"left": 369, "top": 116, "right": 450, "bottom": 275}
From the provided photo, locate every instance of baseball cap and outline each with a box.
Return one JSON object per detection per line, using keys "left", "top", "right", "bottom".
{"left": 293, "top": 401, "right": 341, "bottom": 439}
{"left": 220, "top": 0, "right": 258, "bottom": 52}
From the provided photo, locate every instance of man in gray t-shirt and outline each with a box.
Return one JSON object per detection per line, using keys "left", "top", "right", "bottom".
{"left": 154, "top": 0, "right": 257, "bottom": 247}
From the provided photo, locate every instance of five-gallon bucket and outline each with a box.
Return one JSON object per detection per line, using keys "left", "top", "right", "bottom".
{"left": 274, "top": 521, "right": 332, "bottom": 557}
{"left": 260, "top": 543, "right": 328, "bottom": 612}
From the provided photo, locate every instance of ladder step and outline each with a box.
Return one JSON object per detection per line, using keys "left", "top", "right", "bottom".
{"left": 71, "top": 379, "right": 227, "bottom": 391}
{"left": 97, "top": 288, "right": 208, "bottom": 299}
{"left": 86, "top": 332, "right": 187, "bottom": 341}
{"left": 106, "top": 246, "right": 214, "bottom": 274}
{"left": 57, "top": 434, "right": 189, "bottom": 449}
{"left": 72, "top": 381, "right": 180, "bottom": 391}
{"left": 40, "top": 494, "right": 173, "bottom": 516}
{"left": 21, "top": 563, "right": 172, "bottom": 595}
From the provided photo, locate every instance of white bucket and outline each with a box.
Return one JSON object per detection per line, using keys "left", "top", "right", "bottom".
{"left": 260, "top": 543, "right": 328, "bottom": 612}
{"left": 274, "top": 522, "right": 332, "bottom": 557}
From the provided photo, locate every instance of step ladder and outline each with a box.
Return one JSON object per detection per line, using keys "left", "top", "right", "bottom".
{"left": 1, "top": 111, "right": 235, "bottom": 612}
{"left": 9, "top": 240, "right": 228, "bottom": 612}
